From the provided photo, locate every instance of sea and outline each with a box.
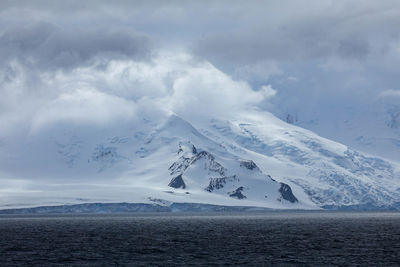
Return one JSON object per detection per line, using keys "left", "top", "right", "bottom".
{"left": 0, "top": 211, "right": 400, "bottom": 266}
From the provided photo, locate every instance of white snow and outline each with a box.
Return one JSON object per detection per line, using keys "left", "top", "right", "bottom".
{"left": 0, "top": 110, "right": 399, "bottom": 210}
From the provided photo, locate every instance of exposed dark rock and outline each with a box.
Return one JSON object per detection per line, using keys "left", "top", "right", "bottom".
{"left": 169, "top": 144, "right": 226, "bottom": 176}
{"left": 205, "top": 175, "right": 237, "bottom": 192}
{"left": 286, "top": 113, "right": 298, "bottom": 124}
{"left": 168, "top": 157, "right": 192, "bottom": 175}
{"left": 240, "top": 160, "right": 259, "bottom": 170}
{"left": 195, "top": 151, "right": 215, "bottom": 161}
{"left": 168, "top": 174, "right": 186, "bottom": 189}
{"left": 92, "top": 146, "right": 118, "bottom": 161}
{"left": 267, "top": 174, "right": 276, "bottom": 182}
{"left": 279, "top": 183, "right": 298, "bottom": 203}
{"left": 206, "top": 177, "right": 226, "bottom": 192}
{"left": 191, "top": 151, "right": 226, "bottom": 176}
{"left": 229, "top": 186, "right": 247, "bottom": 199}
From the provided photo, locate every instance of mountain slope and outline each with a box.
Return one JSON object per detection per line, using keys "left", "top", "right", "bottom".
{"left": 200, "top": 112, "right": 400, "bottom": 209}
{"left": 287, "top": 100, "right": 400, "bottom": 162}
{"left": 0, "top": 111, "right": 399, "bottom": 211}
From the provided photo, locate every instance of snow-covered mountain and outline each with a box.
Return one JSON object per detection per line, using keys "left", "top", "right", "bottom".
{"left": 1, "top": 110, "right": 400, "bottom": 211}
{"left": 279, "top": 98, "right": 400, "bottom": 163}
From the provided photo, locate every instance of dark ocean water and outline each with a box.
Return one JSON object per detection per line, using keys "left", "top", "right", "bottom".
{"left": 1, "top": 212, "right": 400, "bottom": 266}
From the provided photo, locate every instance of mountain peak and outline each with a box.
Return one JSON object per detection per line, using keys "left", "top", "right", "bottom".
{"left": 1, "top": 111, "right": 399, "bottom": 210}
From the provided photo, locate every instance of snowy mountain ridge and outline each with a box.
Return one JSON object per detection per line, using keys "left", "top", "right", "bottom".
{"left": 167, "top": 140, "right": 298, "bottom": 204}
{"left": 0, "top": 111, "right": 399, "bottom": 211}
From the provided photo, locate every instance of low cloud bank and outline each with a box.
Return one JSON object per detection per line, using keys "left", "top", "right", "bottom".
{"left": 1, "top": 51, "right": 276, "bottom": 136}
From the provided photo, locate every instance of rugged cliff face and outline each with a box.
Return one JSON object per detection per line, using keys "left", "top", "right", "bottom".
{"left": 0, "top": 111, "right": 399, "bottom": 210}
{"left": 167, "top": 141, "right": 298, "bottom": 204}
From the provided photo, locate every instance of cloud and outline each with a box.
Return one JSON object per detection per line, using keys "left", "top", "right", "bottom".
{"left": 378, "top": 89, "right": 400, "bottom": 110}
{"left": 31, "top": 88, "right": 137, "bottom": 131}
{"left": 0, "top": 21, "right": 153, "bottom": 71}
{"left": 159, "top": 55, "right": 274, "bottom": 121}
{"left": 259, "top": 85, "right": 277, "bottom": 99}
{"left": 1, "top": 52, "right": 276, "bottom": 136}
{"left": 1, "top": 0, "right": 400, "bottom": 140}
{"left": 0, "top": 0, "right": 400, "bottom": 187}
{"left": 380, "top": 89, "right": 400, "bottom": 98}
{"left": 192, "top": 1, "right": 400, "bottom": 65}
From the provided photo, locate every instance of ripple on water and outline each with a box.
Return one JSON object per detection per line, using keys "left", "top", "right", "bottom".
{"left": 0, "top": 212, "right": 400, "bottom": 266}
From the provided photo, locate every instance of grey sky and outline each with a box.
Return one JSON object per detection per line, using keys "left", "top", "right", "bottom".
{"left": 1, "top": 0, "right": 400, "bottom": 135}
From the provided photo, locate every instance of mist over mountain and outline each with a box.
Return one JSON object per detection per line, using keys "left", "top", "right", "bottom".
{"left": 1, "top": 1, "right": 400, "bottom": 211}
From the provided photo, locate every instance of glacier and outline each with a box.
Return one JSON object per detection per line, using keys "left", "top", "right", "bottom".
{"left": 0, "top": 110, "right": 400, "bottom": 212}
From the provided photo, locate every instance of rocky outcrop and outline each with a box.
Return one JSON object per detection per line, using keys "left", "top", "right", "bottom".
{"left": 168, "top": 141, "right": 299, "bottom": 205}
{"left": 205, "top": 175, "right": 237, "bottom": 192}
{"left": 168, "top": 174, "right": 186, "bottom": 189}
{"left": 240, "top": 160, "right": 259, "bottom": 171}
{"left": 279, "top": 183, "right": 298, "bottom": 203}
{"left": 229, "top": 186, "right": 247, "bottom": 199}
{"left": 169, "top": 142, "right": 226, "bottom": 178}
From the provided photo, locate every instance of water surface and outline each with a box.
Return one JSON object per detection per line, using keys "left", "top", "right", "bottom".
{"left": 1, "top": 211, "right": 399, "bottom": 266}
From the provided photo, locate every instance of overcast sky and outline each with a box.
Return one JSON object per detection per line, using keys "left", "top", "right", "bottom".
{"left": 1, "top": 0, "right": 400, "bottom": 137}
